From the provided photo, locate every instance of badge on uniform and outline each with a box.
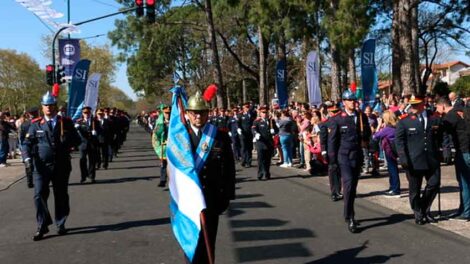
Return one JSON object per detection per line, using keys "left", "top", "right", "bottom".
{"left": 201, "top": 142, "right": 209, "bottom": 152}
{"left": 409, "top": 128, "right": 416, "bottom": 131}
{"left": 341, "top": 126, "right": 348, "bottom": 129}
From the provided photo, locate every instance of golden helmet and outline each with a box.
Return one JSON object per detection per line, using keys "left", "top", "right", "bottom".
{"left": 186, "top": 91, "right": 209, "bottom": 111}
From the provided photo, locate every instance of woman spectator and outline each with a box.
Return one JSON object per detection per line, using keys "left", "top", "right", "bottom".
{"left": 278, "top": 110, "right": 295, "bottom": 167}
{"left": 307, "top": 111, "right": 326, "bottom": 174}
{"left": 373, "top": 110, "right": 400, "bottom": 197}
{"left": 299, "top": 111, "right": 312, "bottom": 171}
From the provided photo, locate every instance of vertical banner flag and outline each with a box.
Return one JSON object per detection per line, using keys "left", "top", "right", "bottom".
{"left": 276, "top": 60, "right": 288, "bottom": 108}
{"left": 83, "top": 73, "right": 101, "bottom": 113}
{"left": 68, "top": 59, "right": 91, "bottom": 120}
{"left": 306, "top": 51, "right": 322, "bottom": 107}
{"left": 361, "top": 39, "right": 378, "bottom": 107}
{"left": 58, "top": 39, "right": 80, "bottom": 78}
{"left": 166, "top": 86, "right": 207, "bottom": 262}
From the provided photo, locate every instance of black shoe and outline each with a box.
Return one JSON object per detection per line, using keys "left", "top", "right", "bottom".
{"left": 103, "top": 165, "right": 108, "bottom": 170}
{"left": 244, "top": 164, "right": 251, "bottom": 168}
{"left": 347, "top": 219, "right": 358, "bottom": 233}
{"left": 336, "top": 193, "right": 344, "bottom": 200}
{"left": 158, "top": 181, "right": 166, "bottom": 187}
{"left": 331, "top": 194, "right": 339, "bottom": 202}
{"left": 415, "top": 218, "right": 426, "bottom": 225}
{"left": 425, "top": 214, "right": 438, "bottom": 223}
{"left": 32, "top": 227, "right": 49, "bottom": 241}
{"left": 80, "top": 179, "right": 86, "bottom": 184}
{"left": 90, "top": 179, "right": 96, "bottom": 184}
{"left": 27, "top": 182, "right": 34, "bottom": 189}
{"left": 57, "top": 226, "right": 67, "bottom": 235}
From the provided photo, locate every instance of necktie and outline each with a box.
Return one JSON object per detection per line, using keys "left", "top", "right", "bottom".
{"left": 197, "top": 129, "right": 202, "bottom": 139}
{"left": 47, "top": 120, "right": 53, "bottom": 131}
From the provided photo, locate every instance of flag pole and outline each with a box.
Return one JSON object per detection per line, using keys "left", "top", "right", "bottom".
{"left": 176, "top": 93, "right": 214, "bottom": 264}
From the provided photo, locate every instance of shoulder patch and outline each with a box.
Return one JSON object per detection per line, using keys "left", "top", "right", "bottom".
{"left": 399, "top": 113, "right": 408, "bottom": 120}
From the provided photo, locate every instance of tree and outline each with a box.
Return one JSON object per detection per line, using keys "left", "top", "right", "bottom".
{"left": 451, "top": 76, "right": 470, "bottom": 97}
{"left": 0, "top": 49, "right": 49, "bottom": 114}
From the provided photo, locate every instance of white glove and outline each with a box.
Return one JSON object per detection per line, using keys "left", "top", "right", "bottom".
{"left": 252, "top": 137, "right": 257, "bottom": 143}
{"left": 255, "top": 133, "right": 261, "bottom": 140}
{"left": 270, "top": 129, "right": 275, "bottom": 134}
{"left": 237, "top": 128, "right": 242, "bottom": 135}
{"left": 321, "top": 151, "right": 327, "bottom": 156}
{"left": 228, "top": 132, "right": 232, "bottom": 137}
{"left": 74, "top": 124, "right": 80, "bottom": 128}
{"left": 92, "top": 130, "right": 97, "bottom": 136}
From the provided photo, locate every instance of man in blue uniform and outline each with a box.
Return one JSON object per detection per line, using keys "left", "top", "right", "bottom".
{"left": 328, "top": 90, "right": 371, "bottom": 233}
{"left": 23, "top": 92, "right": 81, "bottom": 241}
{"left": 252, "top": 106, "right": 276, "bottom": 180}
{"left": 238, "top": 102, "right": 255, "bottom": 168}
{"left": 227, "top": 107, "right": 241, "bottom": 161}
{"left": 395, "top": 95, "right": 442, "bottom": 225}
{"left": 75, "top": 106, "right": 100, "bottom": 184}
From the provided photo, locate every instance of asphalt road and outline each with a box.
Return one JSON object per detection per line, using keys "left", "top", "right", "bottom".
{"left": 1, "top": 125, "right": 470, "bottom": 264}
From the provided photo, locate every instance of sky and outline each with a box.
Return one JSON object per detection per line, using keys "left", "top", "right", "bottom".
{"left": 0, "top": 0, "right": 138, "bottom": 100}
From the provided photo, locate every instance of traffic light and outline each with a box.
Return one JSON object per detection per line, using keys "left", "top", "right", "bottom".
{"left": 56, "top": 65, "right": 66, "bottom": 85}
{"left": 46, "top": 64, "right": 54, "bottom": 85}
{"left": 135, "top": 0, "right": 144, "bottom": 17}
{"left": 146, "top": 0, "right": 156, "bottom": 23}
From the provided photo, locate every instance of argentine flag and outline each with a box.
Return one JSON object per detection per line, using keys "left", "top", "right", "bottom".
{"left": 166, "top": 86, "right": 206, "bottom": 262}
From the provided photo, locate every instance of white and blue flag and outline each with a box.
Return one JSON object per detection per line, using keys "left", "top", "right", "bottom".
{"left": 167, "top": 86, "right": 206, "bottom": 262}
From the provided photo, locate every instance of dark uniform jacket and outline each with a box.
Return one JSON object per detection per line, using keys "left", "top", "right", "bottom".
{"left": 228, "top": 115, "right": 240, "bottom": 137}
{"left": 96, "top": 118, "right": 113, "bottom": 144}
{"left": 442, "top": 108, "right": 470, "bottom": 153}
{"left": 252, "top": 118, "right": 275, "bottom": 148}
{"left": 188, "top": 126, "right": 236, "bottom": 215}
{"left": 75, "top": 118, "right": 100, "bottom": 150}
{"left": 395, "top": 111, "right": 441, "bottom": 171}
{"left": 23, "top": 116, "right": 81, "bottom": 167}
{"left": 327, "top": 110, "right": 371, "bottom": 167}
{"left": 239, "top": 112, "right": 254, "bottom": 135}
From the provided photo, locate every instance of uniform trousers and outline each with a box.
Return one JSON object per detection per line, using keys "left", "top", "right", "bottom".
{"left": 160, "top": 159, "right": 168, "bottom": 183}
{"left": 231, "top": 136, "right": 241, "bottom": 161}
{"left": 240, "top": 134, "right": 253, "bottom": 166}
{"left": 80, "top": 146, "right": 97, "bottom": 181}
{"left": 339, "top": 163, "right": 360, "bottom": 220}
{"left": 97, "top": 142, "right": 109, "bottom": 169}
{"left": 328, "top": 163, "right": 342, "bottom": 195}
{"left": 256, "top": 143, "right": 272, "bottom": 179}
{"left": 405, "top": 168, "right": 440, "bottom": 219}
{"left": 33, "top": 161, "right": 71, "bottom": 230}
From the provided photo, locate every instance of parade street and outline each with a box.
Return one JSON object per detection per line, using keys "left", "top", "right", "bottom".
{"left": 0, "top": 126, "right": 469, "bottom": 264}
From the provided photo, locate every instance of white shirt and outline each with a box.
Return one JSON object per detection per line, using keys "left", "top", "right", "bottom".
{"left": 44, "top": 115, "right": 57, "bottom": 129}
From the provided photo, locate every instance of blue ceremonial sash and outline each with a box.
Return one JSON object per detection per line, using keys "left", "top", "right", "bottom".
{"left": 194, "top": 124, "right": 217, "bottom": 173}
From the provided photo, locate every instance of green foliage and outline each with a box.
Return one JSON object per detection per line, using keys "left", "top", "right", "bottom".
{"left": 451, "top": 76, "right": 470, "bottom": 97}
{"left": 0, "top": 49, "right": 49, "bottom": 114}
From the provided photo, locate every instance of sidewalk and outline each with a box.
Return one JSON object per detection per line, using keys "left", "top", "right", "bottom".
{"left": 0, "top": 159, "right": 25, "bottom": 191}
{"left": 281, "top": 158, "right": 470, "bottom": 239}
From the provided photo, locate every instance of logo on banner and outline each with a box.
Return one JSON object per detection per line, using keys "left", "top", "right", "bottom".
{"left": 277, "top": 69, "right": 285, "bottom": 81}
{"left": 362, "top": 52, "right": 375, "bottom": 66}
{"left": 307, "top": 61, "right": 316, "bottom": 72}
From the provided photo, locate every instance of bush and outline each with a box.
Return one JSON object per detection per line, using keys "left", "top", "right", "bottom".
{"left": 451, "top": 76, "right": 470, "bottom": 97}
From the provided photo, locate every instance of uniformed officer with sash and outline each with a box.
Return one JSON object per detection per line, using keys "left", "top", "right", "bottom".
{"left": 152, "top": 104, "right": 171, "bottom": 187}
{"left": 23, "top": 92, "right": 81, "bottom": 241}
{"left": 328, "top": 90, "right": 371, "bottom": 233}
{"left": 184, "top": 91, "right": 236, "bottom": 263}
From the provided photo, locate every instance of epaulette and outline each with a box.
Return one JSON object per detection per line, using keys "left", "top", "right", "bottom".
{"left": 340, "top": 112, "right": 347, "bottom": 117}
{"left": 32, "top": 117, "right": 42, "bottom": 123}
{"left": 399, "top": 113, "right": 408, "bottom": 120}
{"left": 321, "top": 117, "right": 328, "bottom": 122}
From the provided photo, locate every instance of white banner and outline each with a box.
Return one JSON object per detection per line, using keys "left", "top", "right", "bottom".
{"left": 306, "top": 51, "right": 322, "bottom": 107}
{"left": 83, "top": 73, "right": 101, "bottom": 113}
